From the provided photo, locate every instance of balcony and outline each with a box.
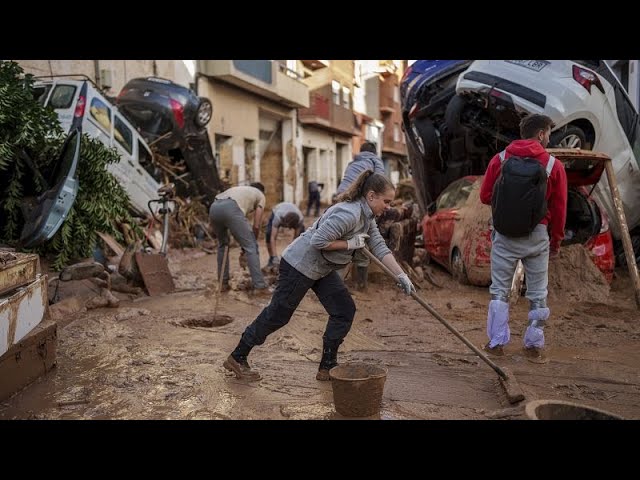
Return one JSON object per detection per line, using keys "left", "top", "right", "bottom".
{"left": 378, "top": 60, "right": 399, "bottom": 76}
{"left": 301, "top": 60, "right": 329, "bottom": 70}
{"left": 298, "top": 86, "right": 355, "bottom": 136}
{"left": 382, "top": 120, "right": 407, "bottom": 156}
{"left": 379, "top": 75, "right": 398, "bottom": 114}
{"left": 197, "top": 60, "right": 309, "bottom": 108}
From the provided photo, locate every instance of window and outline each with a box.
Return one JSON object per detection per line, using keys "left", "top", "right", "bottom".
{"left": 393, "top": 85, "right": 400, "bottom": 104}
{"left": 332, "top": 81, "right": 341, "bottom": 106}
{"left": 89, "top": 97, "right": 112, "bottom": 133}
{"left": 33, "top": 85, "right": 52, "bottom": 106}
{"left": 233, "top": 60, "right": 273, "bottom": 84}
{"left": 138, "top": 139, "right": 159, "bottom": 179}
{"left": 342, "top": 86, "right": 350, "bottom": 108}
{"left": 49, "top": 85, "right": 77, "bottom": 109}
{"left": 436, "top": 179, "right": 473, "bottom": 210}
{"left": 114, "top": 114, "right": 133, "bottom": 154}
{"left": 394, "top": 123, "right": 400, "bottom": 142}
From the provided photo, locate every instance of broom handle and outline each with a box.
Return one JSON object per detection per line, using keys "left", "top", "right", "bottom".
{"left": 362, "top": 248, "right": 507, "bottom": 379}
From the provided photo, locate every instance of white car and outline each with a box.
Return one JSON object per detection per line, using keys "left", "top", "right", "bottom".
{"left": 455, "top": 60, "right": 640, "bottom": 240}
{"left": 33, "top": 77, "right": 162, "bottom": 216}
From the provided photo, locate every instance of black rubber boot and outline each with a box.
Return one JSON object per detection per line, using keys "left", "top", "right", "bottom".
{"left": 316, "top": 343, "right": 339, "bottom": 381}
{"left": 356, "top": 266, "right": 368, "bottom": 291}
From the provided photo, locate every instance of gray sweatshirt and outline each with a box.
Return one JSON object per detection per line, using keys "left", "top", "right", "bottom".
{"left": 282, "top": 198, "right": 391, "bottom": 280}
{"left": 336, "top": 151, "right": 385, "bottom": 194}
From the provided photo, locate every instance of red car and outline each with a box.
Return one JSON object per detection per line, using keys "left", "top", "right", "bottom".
{"left": 422, "top": 149, "right": 615, "bottom": 285}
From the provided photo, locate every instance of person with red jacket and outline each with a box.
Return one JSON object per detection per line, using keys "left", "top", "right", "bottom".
{"left": 480, "top": 114, "right": 567, "bottom": 362}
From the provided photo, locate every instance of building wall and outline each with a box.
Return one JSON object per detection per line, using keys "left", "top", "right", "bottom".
{"left": 14, "top": 60, "right": 194, "bottom": 96}
{"left": 299, "top": 125, "right": 352, "bottom": 204}
{"left": 198, "top": 78, "right": 297, "bottom": 204}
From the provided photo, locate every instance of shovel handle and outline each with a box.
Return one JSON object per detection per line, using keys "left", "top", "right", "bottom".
{"left": 361, "top": 248, "right": 507, "bottom": 379}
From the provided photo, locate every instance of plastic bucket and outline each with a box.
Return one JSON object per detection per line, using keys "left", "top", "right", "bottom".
{"left": 525, "top": 400, "right": 623, "bottom": 420}
{"left": 329, "top": 363, "right": 387, "bottom": 417}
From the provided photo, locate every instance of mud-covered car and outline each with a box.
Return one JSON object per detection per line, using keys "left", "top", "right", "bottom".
{"left": 422, "top": 149, "right": 615, "bottom": 286}
{"left": 116, "top": 77, "right": 221, "bottom": 204}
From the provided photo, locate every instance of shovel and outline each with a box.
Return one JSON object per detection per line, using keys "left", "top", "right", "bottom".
{"left": 362, "top": 248, "right": 525, "bottom": 404}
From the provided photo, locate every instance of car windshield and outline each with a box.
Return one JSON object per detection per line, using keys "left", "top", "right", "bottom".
{"left": 120, "top": 106, "right": 173, "bottom": 138}
{"left": 436, "top": 179, "right": 473, "bottom": 210}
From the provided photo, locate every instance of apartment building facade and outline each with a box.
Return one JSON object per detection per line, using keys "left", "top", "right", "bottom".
{"left": 295, "top": 60, "right": 356, "bottom": 207}
{"left": 196, "top": 60, "right": 309, "bottom": 209}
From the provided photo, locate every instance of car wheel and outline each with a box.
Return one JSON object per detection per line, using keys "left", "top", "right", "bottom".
{"left": 550, "top": 125, "right": 586, "bottom": 149}
{"left": 412, "top": 117, "right": 444, "bottom": 172}
{"left": 444, "top": 94, "right": 467, "bottom": 137}
{"left": 195, "top": 97, "right": 213, "bottom": 127}
{"left": 451, "top": 248, "right": 469, "bottom": 284}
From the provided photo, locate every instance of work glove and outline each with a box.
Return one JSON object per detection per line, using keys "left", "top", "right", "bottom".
{"left": 268, "top": 255, "right": 280, "bottom": 267}
{"left": 346, "top": 233, "right": 369, "bottom": 250}
{"left": 397, "top": 273, "right": 416, "bottom": 295}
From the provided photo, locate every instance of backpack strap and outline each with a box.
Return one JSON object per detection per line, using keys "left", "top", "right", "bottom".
{"left": 546, "top": 155, "right": 556, "bottom": 176}
{"left": 499, "top": 150, "right": 556, "bottom": 176}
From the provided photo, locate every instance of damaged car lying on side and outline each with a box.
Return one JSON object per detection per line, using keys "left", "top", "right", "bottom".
{"left": 421, "top": 149, "right": 615, "bottom": 286}
{"left": 400, "top": 60, "right": 477, "bottom": 211}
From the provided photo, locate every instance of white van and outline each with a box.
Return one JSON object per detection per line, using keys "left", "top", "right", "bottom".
{"left": 33, "top": 76, "right": 161, "bottom": 215}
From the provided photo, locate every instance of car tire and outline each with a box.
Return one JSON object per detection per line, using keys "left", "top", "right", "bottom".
{"left": 444, "top": 94, "right": 467, "bottom": 137}
{"left": 451, "top": 248, "right": 469, "bottom": 284}
{"left": 195, "top": 97, "right": 213, "bottom": 128}
{"left": 550, "top": 125, "right": 587, "bottom": 149}
{"left": 412, "top": 117, "right": 444, "bottom": 172}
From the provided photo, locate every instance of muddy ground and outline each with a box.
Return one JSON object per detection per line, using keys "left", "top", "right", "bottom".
{"left": 2, "top": 227, "right": 640, "bottom": 420}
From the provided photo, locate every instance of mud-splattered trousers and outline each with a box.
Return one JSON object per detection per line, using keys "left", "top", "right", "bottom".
{"left": 487, "top": 224, "right": 550, "bottom": 348}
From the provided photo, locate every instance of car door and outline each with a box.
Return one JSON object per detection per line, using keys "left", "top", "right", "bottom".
{"left": 112, "top": 111, "right": 160, "bottom": 215}
{"left": 20, "top": 129, "right": 81, "bottom": 248}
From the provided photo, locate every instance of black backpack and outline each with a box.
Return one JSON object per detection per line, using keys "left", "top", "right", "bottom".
{"left": 491, "top": 150, "right": 556, "bottom": 237}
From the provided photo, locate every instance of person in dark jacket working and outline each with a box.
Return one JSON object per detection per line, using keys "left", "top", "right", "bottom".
{"left": 480, "top": 114, "right": 567, "bottom": 363}
{"left": 223, "top": 170, "right": 415, "bottom": 381}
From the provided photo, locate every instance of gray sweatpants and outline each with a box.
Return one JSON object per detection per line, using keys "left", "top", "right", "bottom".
{"left": 490, "top": 223, "right": 550, "bottom": 305}
{"left": 209, "top": 198, "right": 267, "bottom": 289}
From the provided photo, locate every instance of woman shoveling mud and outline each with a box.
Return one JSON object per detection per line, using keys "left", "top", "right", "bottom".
{"left": 223, "top": 170, "right": 415, "bottom": 381}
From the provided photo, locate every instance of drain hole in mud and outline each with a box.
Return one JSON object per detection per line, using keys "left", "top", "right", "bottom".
{"left": 178, "top": 315, "right": 234, "bottom": 328}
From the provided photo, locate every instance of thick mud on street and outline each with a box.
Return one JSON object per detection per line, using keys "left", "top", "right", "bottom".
{"left": 2, "top": 233, "right": 640, "bottom": 420}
